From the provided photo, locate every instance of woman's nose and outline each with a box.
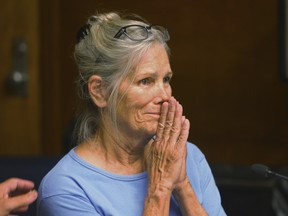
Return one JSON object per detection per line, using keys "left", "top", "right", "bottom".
{"left": 157, "top": 84, "right": 171, "bottom": 101}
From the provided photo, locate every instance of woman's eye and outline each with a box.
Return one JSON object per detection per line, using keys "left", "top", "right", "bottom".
{"left": 164, "top": 76, "right": 171, "bottom": 83}
{"left": 140, "top": 78, "right": 150, "bottom": 85}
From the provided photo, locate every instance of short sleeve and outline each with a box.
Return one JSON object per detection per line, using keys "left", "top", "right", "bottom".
{"left": 186, "top": 143, "right": 227, "bottom": 216}
{"left": 37, "top": 194, "right": 101, "bottom": 216}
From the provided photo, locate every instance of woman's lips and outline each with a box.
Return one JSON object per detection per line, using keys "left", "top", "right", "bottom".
{"left": 146, "top": 112, "right": 161, "bottom": 118}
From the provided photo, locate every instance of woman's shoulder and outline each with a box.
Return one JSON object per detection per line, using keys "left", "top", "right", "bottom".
{"left": 38, "top": 150, "right": 84, "bottom": 198}
{"left": 186, "top": 141, "right": 205, "bottom": 161}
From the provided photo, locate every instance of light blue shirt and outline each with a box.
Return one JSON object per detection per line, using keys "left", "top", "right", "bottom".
{"left": 37, "top": 142, "right": 226, "bottom": 215}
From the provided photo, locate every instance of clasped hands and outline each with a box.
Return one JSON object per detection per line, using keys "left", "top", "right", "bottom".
{"left": 145, "top": 97, "right": 190, "bottom": 193}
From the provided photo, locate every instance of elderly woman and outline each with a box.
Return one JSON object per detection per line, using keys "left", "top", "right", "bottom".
{"left": 37, "top": 11, "right": 226, "bottom": 216}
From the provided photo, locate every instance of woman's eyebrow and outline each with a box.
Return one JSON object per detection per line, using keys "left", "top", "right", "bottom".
{"left": 136, "top": 70, "right": 173, "bottom": 78}
{"left": 167, "top": 71, "right": 173, "bottom": 76}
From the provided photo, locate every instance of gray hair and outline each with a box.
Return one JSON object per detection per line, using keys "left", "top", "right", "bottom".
{"left": 73, "top": 11, "right": 170, "bottom": 144}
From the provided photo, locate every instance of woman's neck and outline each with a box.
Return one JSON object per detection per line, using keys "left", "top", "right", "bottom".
{"left": 75, "top": 131, "right": 150, "bottom": 175}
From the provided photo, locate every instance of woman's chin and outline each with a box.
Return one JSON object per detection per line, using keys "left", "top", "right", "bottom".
{"left": 146, "top": 125, "right": 157, "bottom": 136}
{"left": 136, "top": 121, "right": 158, "bottom": 138}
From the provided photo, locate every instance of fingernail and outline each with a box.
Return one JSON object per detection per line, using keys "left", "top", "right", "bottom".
{"left": 30, "top": 189, "right": 38, "bottom": 195}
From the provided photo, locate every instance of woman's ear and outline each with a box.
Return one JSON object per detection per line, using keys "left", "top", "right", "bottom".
{"left": 88, "top": 75, "right": 107, "bottom": 107}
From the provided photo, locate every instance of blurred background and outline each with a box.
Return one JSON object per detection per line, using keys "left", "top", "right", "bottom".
{"left": 0, "top": 0, "right": 288, "bottom": 215}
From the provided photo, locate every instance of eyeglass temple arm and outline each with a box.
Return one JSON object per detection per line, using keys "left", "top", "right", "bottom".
{"left": 114, "top": 28, "right": 125, "bottom": 39}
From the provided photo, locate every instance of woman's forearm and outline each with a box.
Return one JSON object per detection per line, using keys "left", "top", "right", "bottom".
{"left": 173, "top": 178, "right": 208, "bottom": 216}
{"left": 142, "top": 183, "right": 171, "bottom": 216}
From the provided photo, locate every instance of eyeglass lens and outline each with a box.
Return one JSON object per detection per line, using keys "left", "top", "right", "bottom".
{"left": 124, "top": 25, "right": 149, "bottom": 41}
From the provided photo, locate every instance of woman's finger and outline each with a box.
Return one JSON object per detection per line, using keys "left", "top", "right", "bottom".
{"left": 155, "top": 101, "right": 169, "bottom": 141}
{"left": 168, "top": 101, "right": 183, "bottom": 145}
{"left": 163, "top": 97, "right": 176, "bottom": 137}
{"left": 176, "top": 117, "right": 190, "bottom": 149}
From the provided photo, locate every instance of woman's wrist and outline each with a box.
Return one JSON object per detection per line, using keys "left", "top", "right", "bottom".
{"left": 143, "top": 183, "right": 172, "bottom": 215}
{"left": 147, "top": 181, "right": 173, "bottom": 198}
{"left": 172, "top": 177, "right": 208, "bottom": 216}
{"left": 173, "top": 176, "right": 190, "bottom": 196}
